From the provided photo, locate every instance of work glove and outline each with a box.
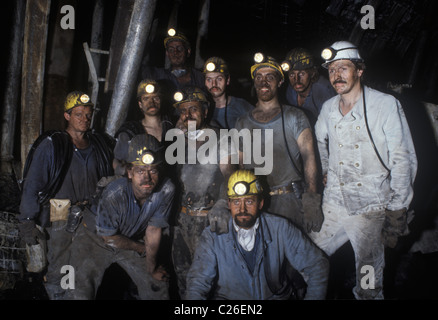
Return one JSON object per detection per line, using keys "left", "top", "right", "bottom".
{"left": 381, "top": 208, "right": 409, "bottom": 248}
{"left": 18, "top": 220, "right": 45, "bottom": 246}
{"left": 301, "top": 192, "right": 324, "bottom": 233}
{"left": 208, "top": 198, "right": 231, "bottom": 235}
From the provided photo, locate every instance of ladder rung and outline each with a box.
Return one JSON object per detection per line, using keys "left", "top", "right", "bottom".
{"left": 90, "top": 48, "right": 110, "bottom": 55}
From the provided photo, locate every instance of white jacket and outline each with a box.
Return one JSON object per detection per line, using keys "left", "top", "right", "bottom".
{"left": 315, "top": 86, "right": 417, "bottom": 215}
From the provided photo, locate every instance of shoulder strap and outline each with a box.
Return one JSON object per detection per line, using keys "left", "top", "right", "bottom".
{"left": 88, "top": 131, "right": 115, "bottom": 178}
{"left": 362, "top": 86, "right": 390, "bottom": 174}
{"left": 280, "top": 105, "right": 304, "bottom": 179}
{"left": 21, "top": 130, "right": 74, "bottom": 204}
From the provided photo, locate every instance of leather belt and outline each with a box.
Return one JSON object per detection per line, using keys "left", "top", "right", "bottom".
{"left": 269, "top": 185, "right": 293, "bottom": 196}
{"left": 181, "top": 206, "right": 209, "bottom": 217}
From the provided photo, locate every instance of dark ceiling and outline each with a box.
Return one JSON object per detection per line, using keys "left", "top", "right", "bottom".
{"left": 2, "top": 0, "right": 438, "bottom": 105}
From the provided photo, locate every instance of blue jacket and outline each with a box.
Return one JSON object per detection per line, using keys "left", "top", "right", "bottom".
{"left": 186, "top": 213, "right": 329, "bottom": 300}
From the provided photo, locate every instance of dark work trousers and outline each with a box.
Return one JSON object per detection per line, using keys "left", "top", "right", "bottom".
{"left": 171, "top": 211, "right": 209, "bottom": 299}
{"left": 268, "top": 192, "right": 304, "bottom": 230}
{"left": 64, "top": 222, "right": 169, "bottom": 300}
{"left": 44, "top": 220, "right": 74, "bottom": 300}
{"left": 267, "top": 192, "right": 308, "bottom": 299}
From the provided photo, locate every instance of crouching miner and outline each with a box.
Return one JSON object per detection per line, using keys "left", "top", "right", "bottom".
{"left": 64, "top": 133, "right": 175, "bottom": 300}
{"left": 185, "top": 170, "right": 329, "bottom": 300}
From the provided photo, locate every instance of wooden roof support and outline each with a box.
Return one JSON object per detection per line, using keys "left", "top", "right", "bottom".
{"left": 20, "top": 0, "right": 51, "bottom": 174}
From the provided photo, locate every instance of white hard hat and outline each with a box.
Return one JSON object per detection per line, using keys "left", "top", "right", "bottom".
{"left": 321, "top": 41, "right": 363, "bottom": 68}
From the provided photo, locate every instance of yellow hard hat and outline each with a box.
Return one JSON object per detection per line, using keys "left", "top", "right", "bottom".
{"left": 137, "top": 79, "right": 160, "bottom": 98}
{"left": 227, "top": 170, "right": 262, "bottom": 198}
{"left": 64, "top": 91, "right": 93, "bottom": 112}
{"left": 250, "top": 53, "right": 284, "bottom": 80}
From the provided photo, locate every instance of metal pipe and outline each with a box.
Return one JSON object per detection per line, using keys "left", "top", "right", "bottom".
{"left": 1, "top": 0, "right": 25, "bottom": 169}
{"left": 105, "top": 0, "right": 157, "bottom": 137}
{"left": 90, "top": 0, "right": 105, "bottom": 83}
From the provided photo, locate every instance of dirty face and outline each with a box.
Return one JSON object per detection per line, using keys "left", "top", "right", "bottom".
{"left": 128, "top": 164, "right": 160, "bottom": 201}
{"left": 166, "top": 40, "right": 190, "bottom": 68}
{"left": 205, "top": 72, "right": 229, "bottom": 99}
{"left": 138, "top": 93, "right": 161, "bottom": 116}
{"left": 228, "top": 195, "right": 263, "bottom": 229}
{"left": 327, "top": 59, "right": 363, "bottom": 95}
{"left": 253, "top": 67, "right": 283, "bottom": 102}
{"left": 176, "top": 100, "right": 207, "bottom": 130}
{"left": 64, "top": 105, "right": 93, "bottom": 133}
{"left": 288, "top": 69, "right": 313, "bottom": 94}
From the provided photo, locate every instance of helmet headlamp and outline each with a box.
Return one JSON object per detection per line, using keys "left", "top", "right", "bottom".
{"left": 206, "top": 62, "right": 216, "bottom": 72}
{"left": 281, "top": 61, "right": 291, "bottom": 72}
{"left": 321, "top": 41, "right": 361, "bottom": 62}
{"left": 254, "top": 52, "right": 264, "bottom": 64}
{"left": 141, "top": 153, "right": 155, "bottom": 165}
{"left": 80, "top": 94, "right": 90, "bottom": 104}
{"left": 174, "top": 91, "right": 183, "bottom": 102}
{"left": 145, "top": 84, "right": 155, "bottom": 94}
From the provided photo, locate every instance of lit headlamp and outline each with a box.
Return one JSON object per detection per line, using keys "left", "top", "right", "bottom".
{"left": 254, "top": 52, "right": 265, "bottom": 64}
{"left": 321, "top": 46, "right": 358, "bottom": 61}
{"left": 80, "top": 94, "right": 90, "bottom": 104}
{"left": 174, "top": 91, "right": 183, "bottom": 103}
{"left": 206, "top": 62, "right": 216, "bottom": 72}
{"left": 167, "top": 28, "right": 176, "bottom": 37}
{"left": 233, "top": 182, "right": 249, "bottom": 196}
{"left": 141, "top": 152, "right": 155, "bottom": 165}
{"left": 281, "top": 61, "right": 291, "bottom": 72}
{"left": 145, "top": 84, "right": 155, "bottom": 94}
{"left": 133, "top": 147, "right": 156, "bottom": 165}
{"left": 232, "top": 179, "right": 258, "bottom": 196}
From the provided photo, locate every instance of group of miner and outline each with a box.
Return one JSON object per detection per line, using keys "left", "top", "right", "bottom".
{"left": 18, "top": 29, "right": 417, "bottom": 300}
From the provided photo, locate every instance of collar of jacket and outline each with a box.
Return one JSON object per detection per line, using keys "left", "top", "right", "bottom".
{"left": 226, "top": 213, "right": 272, "bottom": 250}
{"left": 329, "top": 85, "right": 370, "bottom": 122}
